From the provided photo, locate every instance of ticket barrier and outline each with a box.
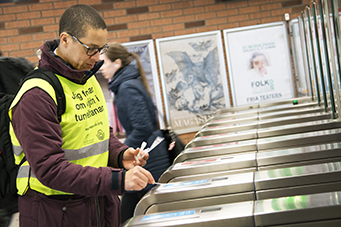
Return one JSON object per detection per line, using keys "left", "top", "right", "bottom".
{"left": 205, "top": 105, "right": 326, "bottom": 127}
{"left": 189, "top": 119, "right": 341, "bottom": 147}
{"left": 214, "top": 96, "right": 314, "bottom": 114}
{"left": 179, "top": 128, "right": 341, "bottom": 164}
{"left": 134, "top": 162, "right": 341, "bottom": 217}
{"left": 123, "top": 191, "right": 341, "bottom": 226}
{"left": 197, "top": 112, "right": 332, "bottom": 137}
{"left": 159, "top": 142, "right": 341, "bottom": 183}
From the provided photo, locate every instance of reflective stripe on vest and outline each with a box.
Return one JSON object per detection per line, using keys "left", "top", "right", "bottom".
{"left": 9, "top": 73, "right": 110, "bottom": 196}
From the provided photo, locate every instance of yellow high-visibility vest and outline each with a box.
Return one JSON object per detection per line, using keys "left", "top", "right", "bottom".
{"left": 9, "top": 72, "right": 109, "bottom": 196}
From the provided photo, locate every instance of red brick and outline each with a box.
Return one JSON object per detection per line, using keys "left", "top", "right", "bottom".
{"left": 104, "top": 18, "right": 115, "bottom": 25}
{"left": 206, "top": 17, "right": 228, "bottom": 26}
{"left": 19, "top": 26, "right": 43, "bottom": 35}
{"left": 107, "top": 32, "right": 117, "bottom": 40}
{"left": 160, "top": 0, "right": 180, "bottom": 3}
{"left": 6, "top": 20, "right": 30, "bottom": 29}
{"left": 114, "top": 1, "right": 136, "bottom": 9}
{"left": 239, "top": 6, "right": 260, "bottom": 14}
{"left": 0, "top": 29, "right": 18, "bottom": 38}
{"left": 196, "top": 25, "right": 217, "bottom": 33}
{"left": 107, "top": 24, "right": 128, "bottom": 31}
{"left": 173, "top": 15, "right": 195, "bottom": 23}
{"left": 249, "top": 0, "right": 270, "bottom": 5}
{"left": 53, "top": 1, "right": 77, "bottom": 9}
{"left": 149, "top": 4, "right": 171, "bottom": 12}
{"left": 205, "top": 4, "right": 226, "bottom": 12}
{"left": 283, "top": 0, "right": 303, "bottom": 7}
{"left": 41, "top": 9, "right": 65, "bottom": 17}
{"left": 20, "top": 41, "right": 44, "bottom": 50}
{"left": 33, "top": 32, "right": 56, "bottom": 40}
{"left": 140, "top": 26, "right": 162, "bottom": 35}
{"left": 193, "top": 0, "right": 215, "bottom": 6}
{"left": 138, "top": 12, "right": 160, "bottom": 20}
{"left": 16, "top": 11, "right": 41, "bottom": 20}
{"left": 130, "top": 34, "right": 152, "bottom": 42}
{"left": 26, "top": 56, "right": 39, "bottom": 64}
{"left": 185, "top": 20, "right": 205, "bottom": 29}
{"left": 0, "top": 38, "right": 7, "bottom": 44}
{"left": 103, "top": 9, "right": 126, "bottom": 18}
{"left": 31, "top": 18, "right": 55, "bottom": 26}
{"left": 152, "top": 31, "right": 173, "bottom": 39}
{"left": 3, "top": 5, "right": 28, "bottom": 14}
{"left": 195, "top": 12, "right": 216, "bottom": 20}
{"left": 0, "top": 44, "right": 19, "bottom": 52}
{"left": 136, "top": 0, "right": 158, "bottom": 7}
{"left": 0, "top": 13, "right": 16, "bottom": 22}
{"left": 250, "top": 11, "right": 271, "bottom": 20}
{"left": 183, "top": 7, "right": 204, "bottom": 15}
{"left": 174, "top": 28, "right": 196, "bottom": 36}
{"left": 261, "top": 16, "right": 283, "bottom": 23}
{"left": 43, "top": 24, "right": 59, "bottom": 32}
{"left": 162, "top": 23, "right": 184, "bottom": 32}
{"left": 228, "top": 14, "right": 249, "bottom": 23}
{"left": 127, "top": 6, "right": 149, "bottom": 15}
{"left": 28, "top": 3, "right": 53, "bottom": 11}
{"left": 116, "top": 29, "right": 139, "bottom": 38}
{"left": 91, "top": 3, "right": 114, "bottom": 11}
{"left": 160, "top": 9, "right": 182, "bottom": 18}
{"left": 150, "top": 18, "right": 172, "bottom": 26}
{"left": 9, "top": 49, "right": 34, "bottom": 58}
{"left": 217, "top": 9, "right": 239, "bottom": 17}
{"left": 218, "top": 22, "right": 239, "bottom": 30}
{"left": 78, "top": 0, "right": 101, "bottom": 5}
{"left": 128, "top": 21, "right": 150, "bottom": 29}
{"left": 261, "top": 3, "right": 282, "bottom": 11}
{"left": 109, "top": 37, "right": 129, "bottom": 43}
{"left": 172, "top": 1, "right": 193, "bottom": 9}
{"left": 115, "top": 15, "right": 137, "bottom": 24}
{"left": 8, "top": 34, "right": 32, "bottom": 43}
{"left": 240, "top": 19, "right": 261, "bottom": 27}
{"left": 271, "top": 8, "right": 292, "bottom": 16}
{"left": 226, "top": 1, "right": 248, "bottom": 9}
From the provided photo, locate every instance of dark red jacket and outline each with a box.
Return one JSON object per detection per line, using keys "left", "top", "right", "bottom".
{"left": 11, "top": 40, "right": 129, "bottom": 227}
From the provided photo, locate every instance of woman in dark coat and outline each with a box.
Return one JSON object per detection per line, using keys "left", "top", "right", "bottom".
{"left": 100, "top": 42, "right": 171, "bottom": 224}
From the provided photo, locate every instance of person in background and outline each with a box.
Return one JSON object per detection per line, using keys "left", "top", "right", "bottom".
{"left": 9, "top": 5, "right": 154, "bottom": 227}
{"left": 100, "top": 42, "right": 171, "bottom": 223}
{"left": 0, "top": 54, "right": 35, "bottom": 227}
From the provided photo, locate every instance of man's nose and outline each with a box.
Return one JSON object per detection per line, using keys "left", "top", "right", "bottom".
{"left": 91, "top": 52, "right": 100, "bottom": 61}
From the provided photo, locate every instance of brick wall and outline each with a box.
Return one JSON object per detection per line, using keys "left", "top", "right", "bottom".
{"left": 0, "top": 0, "right": 311, "bottom": 143}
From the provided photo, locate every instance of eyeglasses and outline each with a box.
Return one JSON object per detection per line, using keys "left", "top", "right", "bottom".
{"left": 67, "top": 32, "right": 108, "bottom": 56}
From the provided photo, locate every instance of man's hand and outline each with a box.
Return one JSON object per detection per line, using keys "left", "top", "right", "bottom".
{"left": 122, "top": 147, "right": 149, "bottom": 170}
{"left": 125, "top": 166, "right": 155, "bottom": 191}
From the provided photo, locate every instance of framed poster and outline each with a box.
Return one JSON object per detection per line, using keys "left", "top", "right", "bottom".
{"left": 122, "top": 40, "right": 165, "bottom": 128}
{"left": 224, "top": 22, "right": 295, "bottom": 106}
{"left": 156, "top": 31, "right": 230, "bottom": 134}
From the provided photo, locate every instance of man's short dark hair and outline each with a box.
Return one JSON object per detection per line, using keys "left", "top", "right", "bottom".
{"left": 59, "top": 4, "right": 107, "bottom": 38}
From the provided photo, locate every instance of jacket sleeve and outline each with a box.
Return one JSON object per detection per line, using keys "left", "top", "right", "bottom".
{"left": 11, "top": 88, "right": 125, "bottom": 196}
{"left": 118, "top": 83, "right": 155, "bottom": 148}
{"left": 108, "top": 126, "right": 128, "bottom": 168}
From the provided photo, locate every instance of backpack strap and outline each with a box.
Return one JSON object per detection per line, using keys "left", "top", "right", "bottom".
{"left": 23, "top": 68, "right": 65, "bottom": 122}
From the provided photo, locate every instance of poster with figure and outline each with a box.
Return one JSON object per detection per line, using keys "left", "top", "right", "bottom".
{"left": 122, "top": 40, "right": 164, "bottom": 128}
{"left": 224, "top": 22, "right": 294, "bottom": 106}
{"left": 156, "top": 31, "right": 230, "bottom": 134}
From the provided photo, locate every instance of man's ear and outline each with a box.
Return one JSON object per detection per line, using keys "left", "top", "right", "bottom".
{"left": 59, "top": 32, "right": 70, "bottom": 47}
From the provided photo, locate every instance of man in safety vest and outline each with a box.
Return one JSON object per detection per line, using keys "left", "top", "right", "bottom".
{"left": 9, "top": 4, "right": 154, "bottom": 227}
